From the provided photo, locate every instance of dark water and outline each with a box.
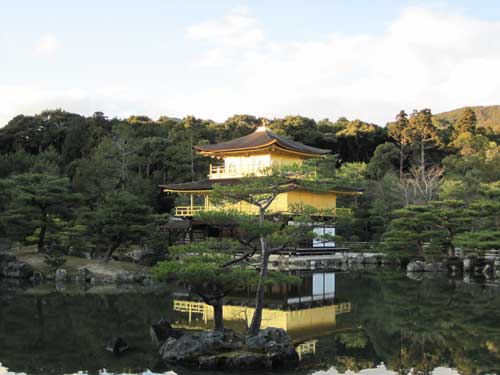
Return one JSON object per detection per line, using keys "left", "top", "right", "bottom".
{"left": 1, "top": 271, "right": 500, "bottom": 375}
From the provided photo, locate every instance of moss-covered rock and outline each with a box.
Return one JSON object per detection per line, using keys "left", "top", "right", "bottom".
{"left": 158, "top": 326, "right": 299, "bottom": 370}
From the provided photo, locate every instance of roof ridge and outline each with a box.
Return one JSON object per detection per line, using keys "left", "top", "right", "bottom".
{"left": 194, "top": 127, "right": 330, "bottom": 155}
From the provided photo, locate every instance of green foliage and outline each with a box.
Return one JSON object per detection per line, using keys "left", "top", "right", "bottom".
{"left": 0, "top": 173, "right": 80, "bottom": 251}
{"left": 153, "top": 238, "right": 260, "bottom": 331}
{"left": 366, "top": 173, "right": 404, "bottom": 238}
{"left": 88, "top": 191, "right": 153, "bottom": 260}
{"left": 434, "top": 105, "right": 500, "bottom": 134}
{"left": 443, "top": 141, "right": 500, "bottom": 189}
{"left": 153, "top": 250, "right": 256, "bottom": 295}
{"left": 335, "top": 162, "right": 368, "bottom": 188}
{"left": 454, "top": 231, "right": 500, "bottom": 251}
{"left": 439, "top": 179, "right": 467, "bottom": 200}
{"left": 1, "top": 107, "right": 499, "bottom": 260}
{"left": 455, "top": 107, "right": 477, "bottom": 134}
{"left": 383, "top": 205, "right": 447, "bottom": 258}
{"left": 367, "top": 142, "right": 400, "bottom": 180}
{"left": 407, "top": 109, "right": 441, "bottom": 171}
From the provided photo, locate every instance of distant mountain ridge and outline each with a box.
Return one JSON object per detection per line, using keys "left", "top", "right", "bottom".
{"left": 435, "top": 105, "right": 500, "bottom": 133}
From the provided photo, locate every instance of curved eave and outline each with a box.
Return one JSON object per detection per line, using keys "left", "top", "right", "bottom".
{"left": 163, "top": 188, "right": 211, "bottom": 194}
{"left": 196, "top": 143, "right": 329, "bottom": 159}
{"left": 329, "top": 190, "right": 363, "bottom": 196}
{"left": 194, "top": 139, "right": 277, "bottom": 154}
{"left": 161, "top": 185, "right": 363, "bottom": 196}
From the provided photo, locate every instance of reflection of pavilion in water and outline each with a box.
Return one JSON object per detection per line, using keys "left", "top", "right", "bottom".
{"left": 172, "top": 272, "right": 351, "bottom": 358}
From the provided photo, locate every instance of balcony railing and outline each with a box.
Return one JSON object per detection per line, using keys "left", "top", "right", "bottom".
{"left": 174, "top": 205, "right": 352, "bottom": 217}
{"left": 209, "top": 165, "right": 266, "bottom": 179}
{"left": 174, "top": 206, "right": 206, "bottom": 216}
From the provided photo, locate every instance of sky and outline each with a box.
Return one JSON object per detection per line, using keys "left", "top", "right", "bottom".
{"left": 1, "top": 0, "right": 500, "bottom": 126}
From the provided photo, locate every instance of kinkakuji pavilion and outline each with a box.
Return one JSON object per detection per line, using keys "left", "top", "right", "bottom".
{"left": 160, "top": 125, "right": 362, "bottom": 247}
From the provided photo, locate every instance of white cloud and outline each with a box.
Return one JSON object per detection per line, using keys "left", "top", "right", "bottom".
{"left": 0, "top": 84, "right": 181, "bottom": 126}
{"left": 187, "top": 7, "right": 264, "bottom": 66}
{"left": 180, "top": 6, "right": 500, "bottom": 124}
{"left": 34, "top": 33, "right": 59, "bottom": 55}
{"left": 2, "top": 6, "right": 500, "bottom": 126}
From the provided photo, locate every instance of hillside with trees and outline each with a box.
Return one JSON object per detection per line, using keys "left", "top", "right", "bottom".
{"left": 0, "top": 107, "right": 499, "bottom": 263}
{"left": 434, "top": 105, "right": 500, "bottom": 135}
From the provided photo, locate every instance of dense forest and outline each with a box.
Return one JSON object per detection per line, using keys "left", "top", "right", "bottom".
{"left": 0, "top": 107, "right": 499, "bottom": 260}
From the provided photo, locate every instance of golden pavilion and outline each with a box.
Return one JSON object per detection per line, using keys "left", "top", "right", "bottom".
{"left": 161, "top": 125, "right": 362, "bottom": 220}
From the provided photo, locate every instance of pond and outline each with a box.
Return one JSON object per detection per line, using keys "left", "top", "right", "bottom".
{"left": 0, "top": 271, "right": 499, "bottom": 375}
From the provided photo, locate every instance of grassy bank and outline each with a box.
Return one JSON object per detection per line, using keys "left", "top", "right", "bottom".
{"left": 15, "top": 246, "right": 149, "bottom": 280}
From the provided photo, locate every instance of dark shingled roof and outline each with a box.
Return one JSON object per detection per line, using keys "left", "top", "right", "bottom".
{"left": 194, "top": 128, "right": 330, "bottom": 155}
{"left": 160, "top": 178, "right": 364, "bottom": 194}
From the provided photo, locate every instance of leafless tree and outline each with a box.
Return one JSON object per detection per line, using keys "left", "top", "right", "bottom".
{"left": 399, "top": 166, "right": 444, "bottom": 205}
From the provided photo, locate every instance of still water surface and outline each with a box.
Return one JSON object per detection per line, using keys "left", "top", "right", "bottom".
{"left": 0, "top": 271, "right": 499, "bottom": 375}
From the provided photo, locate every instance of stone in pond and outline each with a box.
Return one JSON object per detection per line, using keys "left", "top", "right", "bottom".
{"left": 106, "top": 337, "right": 129, "bottom": 354}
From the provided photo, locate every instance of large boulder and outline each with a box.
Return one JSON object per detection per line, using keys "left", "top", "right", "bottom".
{"left": 483, "top": 264, "right": 494, "bottom": 277}
{"left": 258, "top": 327, "right": 299, "bottom": 367}
{"left": 150, "top": 320, "right": 185, "bottom": 346}
{"left": 407, "top": 261, "right": 425, "bottom": 272}
{"left": 463, "top": 257, "right": 476, "bottom": 272}
{"left": 494, "top": 258, "right": 500, "bottom": 269}
{"left": 106, "top": 337, "right": 129, "bottom": 354}
{"left": 424, "top": 262, "right": 446, "bottom": 272}
{"left": 258, "top": 327, "right": 293, "bottom": 346}
{"left": 245, "top": 335, "right": 267, "bottom": 351}
{"left": 55, "top": 268, "right": 68, "bottom": 282}
{"left": 224, "top": 352, "right": 269, "bottom": 369}
{"left": 159, "top": 327, "right": 298, "bottom": 370}
{"left": 160, "top": 330, "right": 227, "bottom": 364}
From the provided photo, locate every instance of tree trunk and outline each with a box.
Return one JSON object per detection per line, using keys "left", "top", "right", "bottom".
{"left": 399, "top": 146, "right": 404, "bottom": 179}
{"left": 249, "top": 206, "right": 268, "bottom": 335}
{"left": 212, "top": 299, "right": 224, "bottom": 331}
{"left": 37, "top": 211, "right": 48, "bottom": 253}
{"left": 190, "top": 133, "right": 194, "bottom": 182}
{"left": 104, "top": 243, "right": 120, "bottom": 261}
{"left": 420, "top": 141, "right": 425, "bottom": 175}
{"left": 416, "top": 241, "right": 424, "bottom": 258}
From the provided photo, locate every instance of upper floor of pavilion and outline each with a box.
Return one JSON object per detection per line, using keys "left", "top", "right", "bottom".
{"left": 195, "top": 125, "right": 330, "bottom": 179}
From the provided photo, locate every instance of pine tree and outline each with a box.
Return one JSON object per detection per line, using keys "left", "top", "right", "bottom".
{"left": 388, "top": 110, "right": 411, "bottom": 179}
{"left": 455, "top": 107, "right": 477, "bottom": 134}
{"left": 408, "top": 109, "right": 440, "bottom": 174}
{"left": 1, "top": 173, "right": 80, "bottom": 252}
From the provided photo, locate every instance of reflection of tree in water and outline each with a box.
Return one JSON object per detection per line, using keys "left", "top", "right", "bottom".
{"left": 336, "top": 272, "right": 500, "bottom": 375}
{"left": 0, "top": 284, "right": 172, "bottom": 375}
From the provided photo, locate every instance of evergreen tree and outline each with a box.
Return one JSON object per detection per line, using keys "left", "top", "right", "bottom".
{"left": 455, "top": 107, "right": 477, "bottom": 134}
{"left": 152, "top": 239, "right": 257, "bottom": 331}
{"left": 1, "top": 173, "right": 80, "bottom": 252}
{"left": 388, "top": 110, "right": 411, "bottom": 178}
{"left": 88, "top": 191, "right": 153, "bottom": 260}
{"left": 367, "top": 142, "right": 400, "bottom": 180}
{"left": 408, "top": 109, "right": 440, "bottom": 174}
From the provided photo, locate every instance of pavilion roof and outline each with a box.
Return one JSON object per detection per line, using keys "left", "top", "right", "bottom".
{"left": 194, "top": 127, "right": 330, "bottom": 156}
